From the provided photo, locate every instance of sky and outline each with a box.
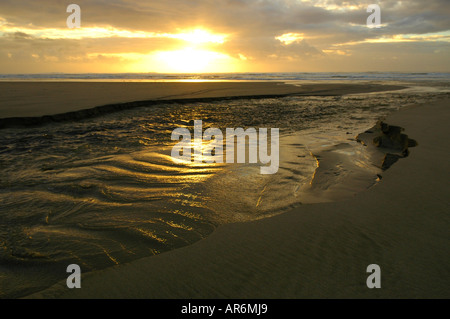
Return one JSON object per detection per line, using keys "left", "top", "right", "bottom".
{"left": 0, "top": 0, "right": 449, "bottom": 73}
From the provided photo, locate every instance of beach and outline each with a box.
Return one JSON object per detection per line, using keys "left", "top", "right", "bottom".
{"left": 2, "top": 0, "right": 449, "bottom": 304}
{"left": 27, "top": 97, "right": 450, "bottom": 299}
{"left": 0, "top": 82, "right": 405, "bottom": 124}
{"left": 1, "top": 81, "right": 444, "bottom": 298}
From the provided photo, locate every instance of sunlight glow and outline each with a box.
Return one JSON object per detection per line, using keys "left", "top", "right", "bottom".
{"left": 172, "top": 29, "right": 227, "bottom": 44}
{"left": 335, "top": 31, "right": 450, "bottom": 46}
{"left": 276, "top": 33, "right": 304, "bottom": 45}
{"left": 0, "top": 18, "right": 228, "bottom": 44}
{"left": 152, "top": 48, "right": 234, "bottom": 73}
{"left": 0, "top": 16, "right": 236, "bottom": 73}
{"left": 299, "top": 0, "right": 364, "bottom": 11}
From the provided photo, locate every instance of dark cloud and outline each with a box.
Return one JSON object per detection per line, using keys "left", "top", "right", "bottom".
{"left": 4, "top": 31, "right": 34, "bottom": 39}
{"left": 1, "top": 0, "right": 448, "bottom": 33}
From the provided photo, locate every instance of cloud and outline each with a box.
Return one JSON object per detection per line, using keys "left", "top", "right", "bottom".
{"left": 4, "top": 31, "right": 33, "bottom": 39}
{"left": 0, "top": 0, "right": 449, "bottom": 72}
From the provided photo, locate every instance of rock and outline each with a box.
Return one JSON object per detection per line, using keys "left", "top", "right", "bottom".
{"left": 373, "top": 121, "right": 416, "bottom": 153}
{"left": 381, "top": 153, "right": 401, "bottom": 170}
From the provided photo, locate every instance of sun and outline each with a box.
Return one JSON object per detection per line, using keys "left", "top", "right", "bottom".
{"left": 154, "top": 29, "right": 233, "bottom": 73}
{"left": 152, "top": 47, "right": 235, "bottom": 73}
{"left": 131, "top": 28, "right": 243, "bottom": 73}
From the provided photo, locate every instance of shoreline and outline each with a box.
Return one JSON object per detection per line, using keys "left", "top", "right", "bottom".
{"left": 26, "top": 97, "right": 450, "bottom": 299}
{"left": 0, "top": 82, "right": 405, "bottom": 129}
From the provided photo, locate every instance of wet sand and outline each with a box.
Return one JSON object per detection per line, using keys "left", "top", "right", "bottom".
{"left": 0, "top": 82, "right": 403, "bottom": 126}
{"left": 27, "top": 97, "right": 450, "bottom": 299}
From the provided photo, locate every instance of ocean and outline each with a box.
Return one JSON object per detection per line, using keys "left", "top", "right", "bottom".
{"left": 0, "top": 73, "right": 449, "bottom": 298}
{"left": 1, "top": 72, "right": 450, "bottom": 83}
